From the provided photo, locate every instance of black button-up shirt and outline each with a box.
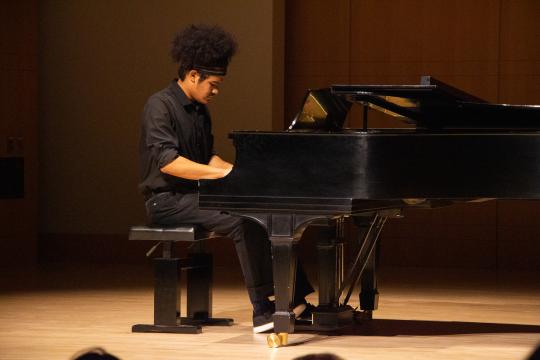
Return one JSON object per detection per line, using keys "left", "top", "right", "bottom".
{"left": 138, "top": 80, "right": 215, "bottom": 198}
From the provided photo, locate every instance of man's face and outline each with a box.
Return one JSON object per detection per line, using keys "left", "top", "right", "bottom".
{"left": 188, "top": 72, "right": 224, "bottom": 104}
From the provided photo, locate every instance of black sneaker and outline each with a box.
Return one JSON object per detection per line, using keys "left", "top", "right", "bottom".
{"left": 252, "top": 299, "right": 275, "bottom": 333}
{"left": 253, "top": 310, "right": 274, "bottom": 333}
{"left": 253, "top": 301, "right": 314, "bottom": 333}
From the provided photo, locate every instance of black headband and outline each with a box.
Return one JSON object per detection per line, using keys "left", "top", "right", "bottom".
{"left": 193, "top": 65, "right": 227, "bottom": 76}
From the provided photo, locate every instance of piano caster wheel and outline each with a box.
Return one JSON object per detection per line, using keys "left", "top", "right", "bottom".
{"left": 267, "top": 332, "right": 288, "bottom": 348}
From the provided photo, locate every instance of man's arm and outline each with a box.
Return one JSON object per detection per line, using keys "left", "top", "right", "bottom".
{"left": 208, "top": 155, "right": 233, "bottom": 170}
{"left": 161, "top": 156, "right": 231, "bottom": 180}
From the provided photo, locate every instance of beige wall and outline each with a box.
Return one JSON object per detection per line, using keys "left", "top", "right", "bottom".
{"left": 39, "top": 0, "right": 283, "bottom": 234}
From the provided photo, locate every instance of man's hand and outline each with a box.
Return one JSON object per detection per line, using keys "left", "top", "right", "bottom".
{"left": 222, "top": 167, "right": 232, "bottom": 177}
{"left": 209, "top": 155, "right": 233, "bottom": 170}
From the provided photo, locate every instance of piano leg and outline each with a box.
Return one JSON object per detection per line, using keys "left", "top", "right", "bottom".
{"left": 353, "top": 215, "right": 380, "bottom": 318}
{"left": 242, "top": 213, "right": 335, "bottom": 347}
{"left": 269, "top": 235, "right": 297, "bottom": 337}
{"left": 314, "top": 221, "right": 339, "bottom": 308}
{"left": 241, "top": 213, "right": 330, "bottom": 347}
{"left": 359, "top": 247, "right": 379, "bottom": 319}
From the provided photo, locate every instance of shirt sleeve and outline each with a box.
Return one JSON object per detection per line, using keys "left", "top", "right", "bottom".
{"left": 142, "top": 96, "right": 179, "bottom": 169}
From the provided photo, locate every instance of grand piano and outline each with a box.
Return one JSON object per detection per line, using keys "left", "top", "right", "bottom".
{"left": 199, "top": 76, "right": 540, "bottom": 346}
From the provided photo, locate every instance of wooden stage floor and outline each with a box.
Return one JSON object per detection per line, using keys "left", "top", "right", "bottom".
{"left": 1, "top": 263, "right": 539, "bottom": 360}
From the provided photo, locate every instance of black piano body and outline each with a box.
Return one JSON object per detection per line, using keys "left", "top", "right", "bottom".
{"left": 199, "top": 76, "right": 540, "bottom": 338}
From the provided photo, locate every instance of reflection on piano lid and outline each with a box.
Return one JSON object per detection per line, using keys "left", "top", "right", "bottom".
{"left": 288, "top": 88, "right": 352, "bottom": 131}
{"left": 330, "top": 75, "right": 540, "bottom": 130}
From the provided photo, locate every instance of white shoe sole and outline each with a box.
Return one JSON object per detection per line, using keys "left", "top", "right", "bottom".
{"left": 252, "top": 303, "right": 307, "bottom": 334}
{"left": 253, "top": 321, "right": 274, "bottom": 334}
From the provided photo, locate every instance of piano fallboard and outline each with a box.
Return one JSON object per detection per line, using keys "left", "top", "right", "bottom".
{"left": 199, "top": 130, "right": 540, "bottom": 213}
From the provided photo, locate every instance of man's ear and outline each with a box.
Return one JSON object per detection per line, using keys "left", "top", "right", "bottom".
{"left": 188, "top": 70, "right": 200, "bottom": 83}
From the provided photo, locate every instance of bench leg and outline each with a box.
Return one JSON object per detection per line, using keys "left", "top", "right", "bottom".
{"left": 132, "top": 257, "right": 202, "bottom": 334}
{"left": 182, "top": 252, "right": 233, "bottom": 326}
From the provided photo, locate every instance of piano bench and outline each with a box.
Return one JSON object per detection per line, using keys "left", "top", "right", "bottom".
{"left": 129, "top": 225, "right": 233, "bottom": 334}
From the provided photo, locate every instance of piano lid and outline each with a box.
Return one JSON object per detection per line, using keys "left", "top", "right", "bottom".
{"left": 331, "top": 76, "right": 540, "bottom": 130}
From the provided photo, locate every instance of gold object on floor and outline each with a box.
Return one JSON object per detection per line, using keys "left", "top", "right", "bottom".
{"left": 267, "top": 332, "right": 288, "bottom": 348}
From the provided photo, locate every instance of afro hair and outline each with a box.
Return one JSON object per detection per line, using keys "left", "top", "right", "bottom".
{"left": 170, "top": 24, "right": 238, "bottom": 80}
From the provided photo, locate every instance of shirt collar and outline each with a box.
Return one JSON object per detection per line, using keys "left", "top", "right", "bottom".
{"left": 169, "top": 79, "right": 201, "bottom": 112}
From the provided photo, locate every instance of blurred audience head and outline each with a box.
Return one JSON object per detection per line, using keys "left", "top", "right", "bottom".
{"left": 527, "top": 343, "right": 540, "bottom": 360}
{"left": 293, "top": 354, "right": 344, "bottom": 360}
{"left": 70, "top": 347, "right": 120, "bottom": 360}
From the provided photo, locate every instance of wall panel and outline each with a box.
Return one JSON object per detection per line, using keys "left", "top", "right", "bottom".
{"left": 499, "top": 0, "right": 540, "bottom": 104}
{"left": 285, "top": 0, "right": 351, "bottom": 126}
{"left": 0, "top": 0, "right": 38, "bottom": 266}
{"left": 286, "top": 0, "right": 540, "bottom": 270}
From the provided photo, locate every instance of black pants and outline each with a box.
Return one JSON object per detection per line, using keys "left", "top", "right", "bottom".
{"left": 145, "top": 192, "right": 314, "bottom": 304}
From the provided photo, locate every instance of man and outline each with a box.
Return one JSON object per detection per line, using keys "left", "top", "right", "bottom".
{"left": 138, "top": 24, "right": 313, "bottom": 333}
